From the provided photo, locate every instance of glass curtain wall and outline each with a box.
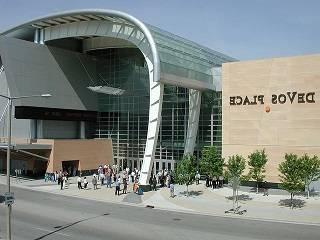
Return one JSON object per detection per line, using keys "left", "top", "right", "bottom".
{"left": 155, "top": 86, "right": 189, "bottom": 172}
{"left": 195, "top": 91, "right": 222, "bottom": 159}
{"left": 88, "top": 48, "right": 222, "bottom": 172}
{"left": 89, "top": 48, "right": 149, "bottom": 170}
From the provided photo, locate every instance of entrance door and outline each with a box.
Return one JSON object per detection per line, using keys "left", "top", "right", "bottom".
{"left": 62, "top": 160, "right": 79, "bottom": 176}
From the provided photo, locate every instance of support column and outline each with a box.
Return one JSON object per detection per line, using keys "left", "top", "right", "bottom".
{"left": 139, "top": 81, "right": 163, "bottom": 186}
{"left": 184, "top": 89, "right": 202, "bottom": 155}
{"left": 34, "top": 28, "right": 40, "bottom": 43}
{"left": 80, "top": 121, "right": 85, "bottom": 139}
{"left": 39, "top": 29, "right": 45, "bottom": 45}
{"left": 139, "top": 56, "right": 163, "bottom": 187}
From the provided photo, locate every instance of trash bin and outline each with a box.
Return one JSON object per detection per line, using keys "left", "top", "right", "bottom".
{"left": 138, "top": 187, "right": 144, "bottom": 195}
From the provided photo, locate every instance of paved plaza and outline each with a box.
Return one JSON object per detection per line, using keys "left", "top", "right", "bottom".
{"left": 1, "top": 174, "right": 320, "bottom": 226}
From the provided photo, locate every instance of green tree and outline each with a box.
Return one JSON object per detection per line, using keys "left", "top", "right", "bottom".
{"left": 227, "top": 155, "right": 246, "bottom": 179}
{"left": 278, "top": 153, "right": 305, "bottom": 207}
{"left": 226, "top": 155, "right": 246, "bottom": 209}
{"left": 300, "top": 154, "right": 320, "bottom": 198}
{"left": 200, "top": 146, "right": 224, "bottom": 177}
{"left": 248, "top": 149, "right": 268, "bottom": 193}
{"left": 175, "top": 154, "right": 197, "bottom": 196}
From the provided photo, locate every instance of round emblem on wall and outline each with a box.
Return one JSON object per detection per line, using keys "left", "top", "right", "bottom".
{"left": 265, "top": 106, "right": 271, "bottom": 113}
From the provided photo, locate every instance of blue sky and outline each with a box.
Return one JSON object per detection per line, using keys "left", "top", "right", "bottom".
{"left": 0, "top": 0, "right": 319, "bottom": 60}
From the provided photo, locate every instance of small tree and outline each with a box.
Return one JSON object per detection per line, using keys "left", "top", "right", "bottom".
{"left": 175, "top": 154, "right": 197, "bottom": 196}
{"left": 200, "top": 146, "right": 224, "bottom": 177}
{"left": 300, "top": 154, "right": 320, "bottom": 198}
{"left": 226, "top": 155, "right": 246, "bottom": 209}
{"left": 248, "top": 149, "right": 268, "bottom": 193}
{"left": 227, "top": 155, "right": 246, "bottom": 179}
{"left": 279, "top": 153, "right": 305, "bottom": 207}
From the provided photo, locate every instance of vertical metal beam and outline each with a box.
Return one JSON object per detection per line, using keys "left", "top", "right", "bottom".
{"left": 6, "top": 99, "right": 12, "bottom": 240}
{"left": 184, "top": 89, "right": 202, "bottom": 155}
{"left": 211, "top": 113, "right": 214, "bottom": 145}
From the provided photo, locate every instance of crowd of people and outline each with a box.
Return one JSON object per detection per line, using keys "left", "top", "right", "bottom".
{"left": 44, "top": 165, "right": 229, "bottom": 199}
{"left": 45, "top": 165, "right": 227, "bottom": 196}
{"left": 74, "top": 165, "right": 143, "bottom": 196}
{"left": 205, "top": 175, "right": 224, "bottom": 189}
{"left": 48, "top": 165, "right": 177, "bottom": 197}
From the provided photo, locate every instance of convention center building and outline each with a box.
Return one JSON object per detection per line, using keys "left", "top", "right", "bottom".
{"left": 1, "top": 9, "right": 319, "bottom": 185}
{"left": 0, "top": 9, "right": 234, "bottom": 186}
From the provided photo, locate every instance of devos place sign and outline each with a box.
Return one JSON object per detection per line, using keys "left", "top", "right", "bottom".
{"left": 229, "top": 91, "right": 315, "bottom": 106}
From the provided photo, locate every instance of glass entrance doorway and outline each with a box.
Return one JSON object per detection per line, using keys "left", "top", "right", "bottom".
{"left": 62, "top": 160, "right": 79, "bottom": 176}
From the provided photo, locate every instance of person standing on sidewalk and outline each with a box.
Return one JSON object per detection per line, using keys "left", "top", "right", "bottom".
{"left": 212, "top": 175, "right": 217, "bottom": 189}
{"left": 77, "top": 176, "right": 83, "bottom": 189}
{"left": 115, "top": 177, "right": 121, "bottom": 195}
{"left": 195, "top": 171, "right": 200, "bottom": 185}
{"left": 92, "top": 175, "right": 98, "bottom": 190}
{"left": 152, "top": 175, "right": 157, "bottom": 191}
{"left": 122, "top": 178, "right": 128, "bottom": 194}
{"left": 170, "top": 182, "right": 175, "bottom": 198}
{"left": 131, "top": 170, "right": 135, "bottom": 183}
{"left": 60, "top": 175, "right": 65, "bottom": 190}
{"left": 263, "top": 181, "right": 269, "bottom": 196}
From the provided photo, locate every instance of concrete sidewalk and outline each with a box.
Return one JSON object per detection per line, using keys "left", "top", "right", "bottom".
{"left": 1, "top": 174, "right": 320, "bottom": 225}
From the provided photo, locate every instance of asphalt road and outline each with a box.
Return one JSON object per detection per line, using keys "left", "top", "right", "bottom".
{"left": 0, "top": 184, "right": 319, "bottom": 240}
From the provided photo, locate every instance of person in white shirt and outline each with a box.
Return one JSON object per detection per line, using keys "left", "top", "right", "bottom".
{"left": 77, "top": 176, "right": 82, "bottom": 189}
{"left": 131, "top": 171, "right": 136, "bottom": 183}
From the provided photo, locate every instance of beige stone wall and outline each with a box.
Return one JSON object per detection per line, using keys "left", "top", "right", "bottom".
{"left": 222, "top": 54, "right": 320, "bottom": 182}
{"left": 44, "top": 139, "right": 113, "bottom": 172}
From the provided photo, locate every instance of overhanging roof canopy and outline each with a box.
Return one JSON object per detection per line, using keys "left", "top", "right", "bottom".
{"left": 0, "top": 9, "right": 236, "bottom": 91}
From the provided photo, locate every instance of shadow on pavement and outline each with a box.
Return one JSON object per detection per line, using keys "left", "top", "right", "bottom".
{"left": 225, "top": 194, "right": 253, "bottom": 201}
{"left": 122, "top": 192, "right": 142, "bottom": 204}
{"left": 179, "top": 190, "right": 203, "bottom": 197}
{"left": 33, "top": 213, "right": 110, "bottom": 240}
{"left": 279, "top": 199, "right": 306, "bottom": 209}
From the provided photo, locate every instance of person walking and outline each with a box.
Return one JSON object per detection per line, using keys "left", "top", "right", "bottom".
{"left": 83, "top": 177, "right": 88, "bottom": 189}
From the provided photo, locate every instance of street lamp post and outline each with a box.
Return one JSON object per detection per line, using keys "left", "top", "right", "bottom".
{"left": 0, "top": 93, "right": 51, "bottom": 240}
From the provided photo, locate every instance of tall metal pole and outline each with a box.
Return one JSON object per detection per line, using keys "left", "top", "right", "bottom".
{"left": 0, "top": 93, "right": 50, "bottom": 240}
{"left": 6, "top": 98, "right": 12, "bottom": 240}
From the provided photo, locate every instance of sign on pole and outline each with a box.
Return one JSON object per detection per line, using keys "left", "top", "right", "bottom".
{"left": 4, "top": 192, "right": 14, "bottom": 205}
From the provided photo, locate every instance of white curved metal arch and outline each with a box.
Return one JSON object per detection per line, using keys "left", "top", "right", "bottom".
{"left": 1, "top": 9, "right": 163, "bottom": 186}
{"left": 0, "top": 9, "right": 160, "bottom": 81}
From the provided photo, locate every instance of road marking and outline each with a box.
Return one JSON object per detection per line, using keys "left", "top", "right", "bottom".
{"left": 32, "top": 227, "right": 72, "bottom": 237}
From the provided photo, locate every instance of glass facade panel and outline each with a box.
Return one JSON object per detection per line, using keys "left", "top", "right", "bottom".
{"left": 148, "top": 25, "right": 236, "bottom": 86}
{"left": 80, "top": 36, "right": 227, "bottom": 171}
